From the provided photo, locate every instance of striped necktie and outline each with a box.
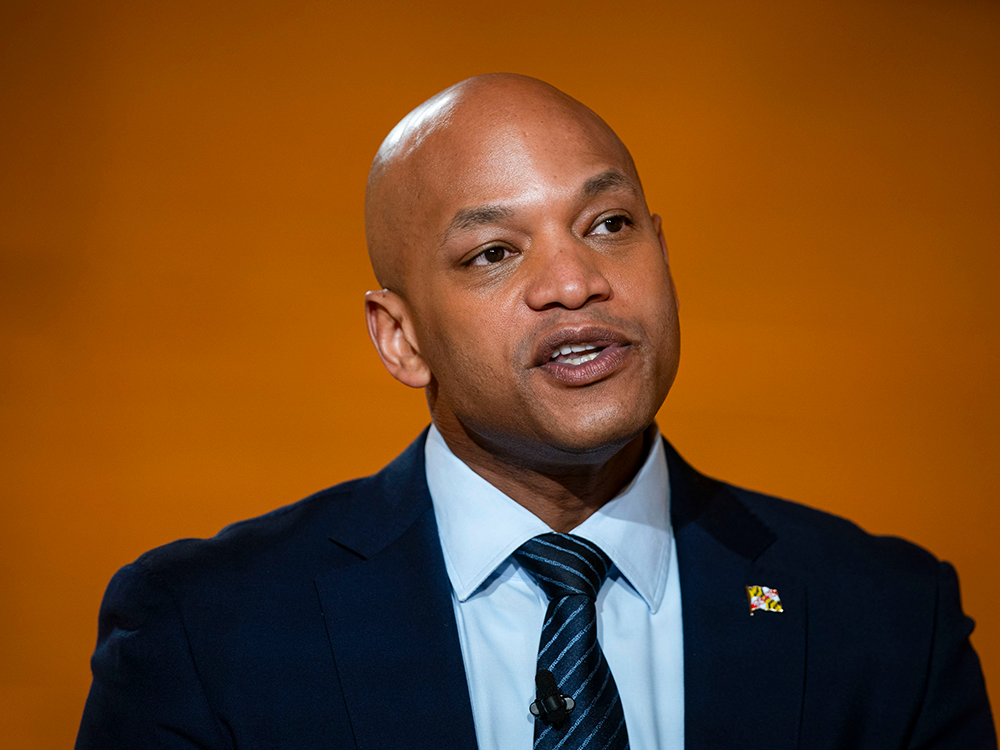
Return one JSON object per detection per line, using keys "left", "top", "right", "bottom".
{"left": 514, "top": 533, "right": 630, "bottom": 750}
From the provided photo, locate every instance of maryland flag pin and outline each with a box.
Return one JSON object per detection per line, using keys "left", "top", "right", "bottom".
{"left": 746, "top": 585, "right": 783, "bottom": 615}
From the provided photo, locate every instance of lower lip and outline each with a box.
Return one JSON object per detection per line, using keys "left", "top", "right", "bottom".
{"left": 538, "top": 344, "right": 631, "bottom": 386}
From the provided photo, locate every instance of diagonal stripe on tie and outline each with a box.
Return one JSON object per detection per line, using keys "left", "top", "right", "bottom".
{"left": 515, "top": 533, "right": 630, "bottom": 750}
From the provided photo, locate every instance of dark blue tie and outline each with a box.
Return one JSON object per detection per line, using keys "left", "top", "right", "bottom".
{"left": 514, "top": 533, "right": 630, "bottom": 750}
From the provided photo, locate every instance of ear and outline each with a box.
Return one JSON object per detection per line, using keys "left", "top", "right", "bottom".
{"left": 364, "top": 289, "right": 432, "bottom": 388}
{"left": 651, "top": 213, "right": 680, "bottom": 313}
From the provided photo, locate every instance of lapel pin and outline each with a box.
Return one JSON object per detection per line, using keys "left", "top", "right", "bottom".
{"left": 746, "top": 585, "right": 783, "bottom": 615}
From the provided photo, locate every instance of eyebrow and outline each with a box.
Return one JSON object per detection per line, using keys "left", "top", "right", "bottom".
{"left": 580, "top": 169, "right": 637, "bottom": 198}
{"left": 449, "top": 204, "right": 515, "bottom": 232}
{"left": 439, "top": 204, "right": 515, "bottom": 249}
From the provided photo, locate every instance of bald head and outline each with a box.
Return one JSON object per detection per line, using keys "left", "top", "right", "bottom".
{"left": 364, "top": 74, "right": 640, "bottom": 295}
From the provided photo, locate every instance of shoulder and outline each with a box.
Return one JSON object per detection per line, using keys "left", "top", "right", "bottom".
{"left": 722, "top": 482, "right": 962, "bottom": 662}
{"left": 733, "top": 484, "right": 940, "bottom": 579}
{"left": 112, "top": 429, "right": 433, "bottom": 607}
{"left": 719, "top": 486, "right": 995, "bottom": 746}
{"left": 727, "top": 485, "right": 942, "bottom": 596}
{"left": 131, "top": 476, "right": 368, "bottom": 590}
{"left": 93, "top": 433, "right": 436, "bottom": 639}
{"left": 665, "top": 436, "right": 956, "bottom": 644}
{"left": 95, "top": 477, "right": 373, "bottom": 640}
{"left": 80, "top": 464, "right": 422, "bottom": 747}
{"left": 665, "top": 436, "right": 943, "bottom": 590}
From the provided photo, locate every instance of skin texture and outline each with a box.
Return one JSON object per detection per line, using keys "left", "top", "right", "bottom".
{"left": 364, "top": 74, "right": 680, "bottom": 532}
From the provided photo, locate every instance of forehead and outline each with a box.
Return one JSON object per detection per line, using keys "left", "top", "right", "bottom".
{"left": 414, "top": 104, "right": 636, "bottom": 211}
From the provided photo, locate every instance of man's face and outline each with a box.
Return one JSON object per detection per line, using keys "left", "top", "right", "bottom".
{"left": 390, "top": 98, "right": 680, "bottom": 464}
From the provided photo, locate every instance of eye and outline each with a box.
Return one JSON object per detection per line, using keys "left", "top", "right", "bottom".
{"left": 589, "top": 215, "right": 632, "bottom": 236}
{"left": 468, "top": 245, "right": 516, "bottom": 266}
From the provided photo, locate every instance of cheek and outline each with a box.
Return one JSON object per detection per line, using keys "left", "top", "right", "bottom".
{"left": 419, "top": 280, "right": 523, "bottom": 357}
{"left": 416, "top": 301, "right": 520, "bottom": 395}
{"left": 611, "top": 251, "right": 677, "bottom": 320}
{"left": 609, "top": 253, "right": 680, "bottom": 371}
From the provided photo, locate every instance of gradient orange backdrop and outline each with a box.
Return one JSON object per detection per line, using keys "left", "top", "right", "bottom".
{"left": 2, "top": 1, "right": 998, "bottom": 746}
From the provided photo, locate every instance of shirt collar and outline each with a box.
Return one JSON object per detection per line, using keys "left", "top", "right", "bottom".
{"left": 425, "top": 424, "right": 672, "bottom": 613}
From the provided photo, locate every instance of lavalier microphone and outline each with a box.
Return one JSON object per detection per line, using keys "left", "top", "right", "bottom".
{"left": 529, "top": 669, "right": 575, "bottom": 727}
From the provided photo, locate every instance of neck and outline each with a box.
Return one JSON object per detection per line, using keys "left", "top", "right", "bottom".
{"left": 433, "top": 422, "right": 655, "bottom": 533}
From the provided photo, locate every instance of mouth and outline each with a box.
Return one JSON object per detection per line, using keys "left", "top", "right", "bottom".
{"left": 533, "top": 326, "right": 633, "bottom": 386}
{"left": 547, "top": 343, "right": 607, "bottom": 366}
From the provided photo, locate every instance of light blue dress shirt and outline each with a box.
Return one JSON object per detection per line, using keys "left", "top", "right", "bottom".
{"left": 425, "top": 425, "right": 684, "bottom": 750}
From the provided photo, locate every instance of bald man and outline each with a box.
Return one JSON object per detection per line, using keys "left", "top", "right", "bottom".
{"left": 77, "top": 75, "right": 995, "bottom": 750}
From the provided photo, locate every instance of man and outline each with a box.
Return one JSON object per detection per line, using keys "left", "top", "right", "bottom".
{"left": 77, "top": 74, "right": 995, "bottom": 749}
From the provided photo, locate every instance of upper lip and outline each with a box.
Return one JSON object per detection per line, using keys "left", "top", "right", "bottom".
{"left": 532, "top": 325, "right": 632, "bottom": 366}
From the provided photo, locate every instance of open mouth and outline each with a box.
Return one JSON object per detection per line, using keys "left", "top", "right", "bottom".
{"left": 548, "top": 344, "right": 606, "bottom": 366}
{"left": 531, "top": 326, "right": 633, "bottom": 385}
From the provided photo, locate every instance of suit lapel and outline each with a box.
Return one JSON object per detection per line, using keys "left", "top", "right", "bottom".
{"left": 315, "top": 434, "right": 478, "bottom": 750}
{"left": 666, "top": 441, "right": 807, "bottom": 750}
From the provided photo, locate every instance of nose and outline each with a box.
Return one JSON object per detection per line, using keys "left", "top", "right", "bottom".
{"left": 524, "top": 237, "right": 612, "bottom": 311}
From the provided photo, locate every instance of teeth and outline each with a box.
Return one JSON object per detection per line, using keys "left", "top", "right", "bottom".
{"left": 550, "top": 344, "right": 600, "bottom": 360}
{"left": 565, "top": 351, "right": 600, "bottom": 365}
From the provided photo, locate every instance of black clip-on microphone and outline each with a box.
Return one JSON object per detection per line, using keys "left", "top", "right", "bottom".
{"left": 529, "top": 669, "right": 576, "bottom": 728}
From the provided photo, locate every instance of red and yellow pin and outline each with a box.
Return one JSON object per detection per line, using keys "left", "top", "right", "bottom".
{"left": 746, "top": 585, "right": 783, "bottom": 615}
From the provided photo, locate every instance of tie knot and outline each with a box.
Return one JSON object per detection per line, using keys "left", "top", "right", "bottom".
{"left": 514, "top": 533, "right": 612, "bottom": 601}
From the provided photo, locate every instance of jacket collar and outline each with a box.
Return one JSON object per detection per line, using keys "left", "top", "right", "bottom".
{"left": 325, "top": 429, "right": 435, "bottom": 560}
{"left": 664, "top": 438, "right": 777, "bottom": 560}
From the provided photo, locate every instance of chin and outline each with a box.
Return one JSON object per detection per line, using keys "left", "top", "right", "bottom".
{"left": 533, "top": 402, "right": 654, "bottom": 459}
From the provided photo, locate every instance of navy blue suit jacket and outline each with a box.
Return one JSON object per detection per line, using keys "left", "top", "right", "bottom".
{"left": 77, "top": 433, "right": 996, "bottom": 748}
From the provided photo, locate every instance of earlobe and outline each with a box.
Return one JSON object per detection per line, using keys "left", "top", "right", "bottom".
{"left": 364, "top": 289, "right": 432, "bottom": 388}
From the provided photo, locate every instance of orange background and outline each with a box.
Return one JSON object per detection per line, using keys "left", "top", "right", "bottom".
{"left": 2, "top": 1, "right": 998, "bottom": 745}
